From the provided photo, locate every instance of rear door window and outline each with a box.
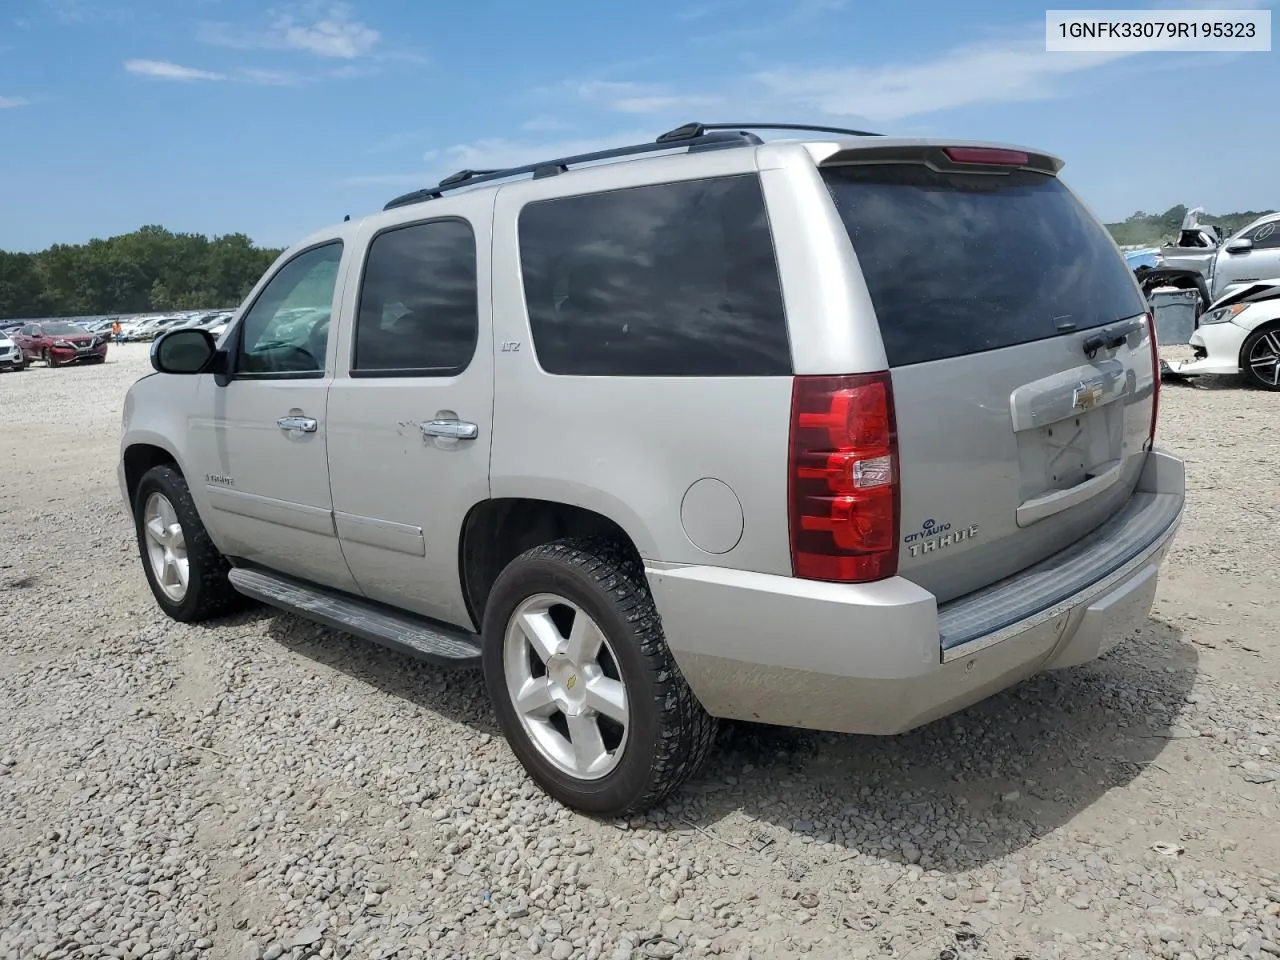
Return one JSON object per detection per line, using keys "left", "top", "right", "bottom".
{"left": 352, "top": 218, "right": 479, "bottom": 377}
{"left": 822, "top": 165, "right": 1147, "bottom": 367}
{"left": 517, "top": 174, "right": 791, "bottom": 377}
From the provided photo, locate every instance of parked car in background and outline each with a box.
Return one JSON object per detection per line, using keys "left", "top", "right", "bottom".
{"left": 121, "top": 122, "right": 1184, "bottom": 816}
{"left": 125, "top": 317, "right": 187, "bottom": 342}
{"left": 13, "top": 320, "right": 109, "bottom": 366}
{"left": 1157, "top": 212, "right": 1280, "bottom": 305}
{"left": 1166, "top": 280, "right": 1280, "bottom": 390}
{"left": 0, "top": 330, "right": 25, "bottom": 371}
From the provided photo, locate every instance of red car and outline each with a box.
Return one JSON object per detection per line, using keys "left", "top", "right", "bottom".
{"left": 13, "top": 321, "right": 110, "bottom": 367}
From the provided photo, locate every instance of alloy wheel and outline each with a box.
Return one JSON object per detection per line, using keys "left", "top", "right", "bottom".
{"left": 143, "top": 492, "right": 189, "bottom": 602}
{"left": 503, "top": 593, "right": 630, "bottom": 780}
{"left": 1247, "top": 330, "right": 1280, "bottom": 387}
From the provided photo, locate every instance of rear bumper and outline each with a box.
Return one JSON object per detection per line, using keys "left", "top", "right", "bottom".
{"left": 648, "top": 450, "right": 1184, "bottom": 736}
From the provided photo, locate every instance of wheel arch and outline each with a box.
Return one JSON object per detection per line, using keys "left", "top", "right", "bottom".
{"left": 122, "top": 439, "right": 184, "bottom": 506}
{"left": 459, "top": 498, "right": 648, "bottom": 631}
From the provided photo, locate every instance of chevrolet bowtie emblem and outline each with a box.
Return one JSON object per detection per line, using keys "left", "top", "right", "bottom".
{"left": 1072, "top": 380, "right": 1104, "bottom": 411}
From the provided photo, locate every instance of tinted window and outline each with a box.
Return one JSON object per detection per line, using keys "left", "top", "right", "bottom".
{"left": 822, "top": 165, "right": 1148, "bottom": 367}
{"left": 237, "top": 242, "right": 342, "bottom": 377}
{"left": 518, "top": 174, "right": 790, "bottom": 377}
{"left": 353, "top": 219, "right": 478, "bottom": 376}
{"left": 1244, "top": 220, "right": 1280, "bottom": 249}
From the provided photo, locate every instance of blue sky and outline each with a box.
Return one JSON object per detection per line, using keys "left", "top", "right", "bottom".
{"left": 1, "top": 0, "right": 1277, "bottom": 252}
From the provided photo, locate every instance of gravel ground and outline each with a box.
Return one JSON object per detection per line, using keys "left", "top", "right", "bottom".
{"left": 2, "top": 344, "right": 1278, "bottom": 960}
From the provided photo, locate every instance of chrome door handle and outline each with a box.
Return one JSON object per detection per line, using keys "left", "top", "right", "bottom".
{"left": 420, "top": 419, "right": 478, "bottom": 440}
{"left": 277, "top": 415, "right": 318, "bottom": 433}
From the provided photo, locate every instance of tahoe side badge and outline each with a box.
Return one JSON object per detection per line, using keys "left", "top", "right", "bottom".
{"left": 904, "top": 518, "right": 978, "bottom": 558}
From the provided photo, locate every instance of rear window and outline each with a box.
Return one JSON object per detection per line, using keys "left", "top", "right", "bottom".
{"left": 822, "top": 165, "right": 1147, "bottom": 367}
{"left": 518, "top": 174, "right": 791, "bottom": 377}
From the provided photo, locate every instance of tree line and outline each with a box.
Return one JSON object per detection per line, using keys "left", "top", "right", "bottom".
{"left": 1105, "top": 204, "right": 1276, "bottom": 247}
{"left": 0, "top": 226, "right": 283, "bottom": 320}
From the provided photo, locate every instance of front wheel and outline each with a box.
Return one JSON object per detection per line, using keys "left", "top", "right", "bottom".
{"left": 1242, "top": 326, "right": 1280, "bottom": 391}
{"left": 133, "top": 465, "right": 245, "bottom": 621}
{"left": 482, "top": 538, "right": 717, "bottom": 817}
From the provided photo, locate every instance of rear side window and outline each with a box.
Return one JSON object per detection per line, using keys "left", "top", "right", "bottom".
{"left": 353, "top": 218, "right": 478, "bottom": 377}
{"left": 822, "top": 165, "right": 1148, "bottom": 367}
{"left": 518, "top": 174, "right": 791, "bottom": 377}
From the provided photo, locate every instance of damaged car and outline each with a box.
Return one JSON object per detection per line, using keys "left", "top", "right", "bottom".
{"left": 1166, "top": 279, "right": 1280, "bottom": 390}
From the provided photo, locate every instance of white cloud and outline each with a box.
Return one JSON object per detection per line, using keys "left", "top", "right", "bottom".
{"left": 521, "top": 116, "right": 572, "bottom": 133}
{"left": 124, "top": 59, "right": 226, "bottom": 82}
{"left": 275, "top": 7, "right": 378, "bottom": 58}
{"left": 611, "top": 94, "right": 721, "bottom": 114}
{"left": 0, "top": 96, "right": 31, "bottom": 108}
{"left": 238, "top": 67, "right": 306, "bottom": 87}
{"left": 566, "top": 79, "right": 722, "bottom": 115}
{"left": 344, "top": 130, "right": 659, "bottom": 189}
{"left": 751, "top": 38, "right": 1135, "bottom": 121}
{"left": 200, "top": 3, "right": 379, "bottom": 59}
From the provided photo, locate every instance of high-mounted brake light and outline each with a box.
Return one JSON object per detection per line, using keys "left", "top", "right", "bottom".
{"left": 943, "top": 147, "right": 1029, "bottom": 166}
{"left": 788, "top": 372, "right": 900, "bottom": 583}
{"left": 1145, "top": 311, "right": 1160, "bottom": 447}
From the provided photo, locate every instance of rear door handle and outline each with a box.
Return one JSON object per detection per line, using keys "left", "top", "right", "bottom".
{"left": 420, "top": 419, "right": 478, "bottom": 440}
{"left": 277, "top": 415, "right": 318, "bottom": 433}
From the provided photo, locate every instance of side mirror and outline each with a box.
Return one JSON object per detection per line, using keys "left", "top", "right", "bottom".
{"left": 151, "top": 328, "right": 219, "bottom": 375}
{"left": 1225, "top": 238, "right": 1253, "bottom": 255}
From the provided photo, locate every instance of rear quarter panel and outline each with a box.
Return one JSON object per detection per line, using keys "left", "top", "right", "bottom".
{"left": 488, "top": 149, "right": 798, "bottom": 574}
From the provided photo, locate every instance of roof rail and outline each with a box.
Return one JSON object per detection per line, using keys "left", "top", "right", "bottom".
{"left": 383, "top": 128, "right": 761, "bottom": 211}
{"left": 656, "top": 121, "right": 883, "bottom": 142}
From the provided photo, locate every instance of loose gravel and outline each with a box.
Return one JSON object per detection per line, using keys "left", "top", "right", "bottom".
{"left": 2, "top": 345, "right": 1278, "bottom": 960}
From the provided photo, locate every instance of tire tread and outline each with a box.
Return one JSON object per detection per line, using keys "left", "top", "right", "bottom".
{"left": 135, "top": 465, "right": 244, "bottom": 622}
{"left": 488, "top": 536, "right": 717, "bottom": 816}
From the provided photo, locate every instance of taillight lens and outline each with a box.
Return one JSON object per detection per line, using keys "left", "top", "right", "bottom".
{"left": 788, "top": 372, "right": 900, "bottom": 583}
{"left": 1146, "top": 310, "right": 1160, "bottom": 447}
{"left": 942, "top": 146, "right": 1029, "bottom": 166}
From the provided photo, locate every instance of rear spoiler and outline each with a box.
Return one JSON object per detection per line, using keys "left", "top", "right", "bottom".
{"left": 814, "top": 141, "right": 1064, "bottom": 177}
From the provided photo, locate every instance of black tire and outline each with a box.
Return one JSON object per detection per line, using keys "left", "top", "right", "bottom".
{"left": 133, "top": 464, "right": 244, "bottom": 622}
{"left": 1240, "top": 325, "right": 1280, "bottom": 391}
{"left": 482, "top": 537, "right": 717, "bottom": 817}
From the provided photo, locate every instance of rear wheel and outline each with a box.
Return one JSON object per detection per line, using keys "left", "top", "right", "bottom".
{"left": 133, "top": 465, "right": 244, "bottom": 621}
{"left": 1242, "top": 326, "right": 1280, "bottom": 391}
{"left": 482, "top": 537, "right": 717, "bottom": 816}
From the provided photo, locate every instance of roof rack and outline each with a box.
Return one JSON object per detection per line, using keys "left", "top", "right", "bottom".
{"left": 656, "top": 121, "right": 883, "bottom": 142}
{"left": 382, "top": 121, "right": 883, "bottom": 211}
{"left": 383, "top": 127, "right": 757, "bottom": 210}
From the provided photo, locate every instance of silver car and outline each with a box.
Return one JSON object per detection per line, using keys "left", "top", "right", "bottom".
{"left": 1159, "top": 212, "right": 1280, "bottom": 303}
{"left": 119, "top": 122, "right": 1185, "bottom": 815}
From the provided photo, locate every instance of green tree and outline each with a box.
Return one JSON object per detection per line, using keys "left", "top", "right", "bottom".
{"left": 0, "top": 251, "right": 47, "bottom": 318}
{"left": 0, "top": 226, "right": 284, "bottom": 319}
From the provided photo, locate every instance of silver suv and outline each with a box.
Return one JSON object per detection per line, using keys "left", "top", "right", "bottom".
{"left": 119, "top": 122, "right": 1185, "bottom": 816}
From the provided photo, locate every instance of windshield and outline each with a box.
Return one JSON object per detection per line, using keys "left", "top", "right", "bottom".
{"left": 44, "top": 322, "right": 89, "bottom": 336}
{"left": 822, "top": 164, "right": 1147, "bottom": 367}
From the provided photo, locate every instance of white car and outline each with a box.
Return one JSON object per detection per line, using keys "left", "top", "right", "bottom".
{"left": 0, "top": 331, "right": 25, "bottom": 371}
{"left": 1167, "top": 279, "right": 1280, "bottom": 390}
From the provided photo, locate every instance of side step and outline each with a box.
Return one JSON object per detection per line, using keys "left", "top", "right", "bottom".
{"left": 228, "top": 567, "right": 482, "bottom": 668}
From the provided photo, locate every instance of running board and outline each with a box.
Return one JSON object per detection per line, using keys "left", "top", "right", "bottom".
{"left": 228, "top": 567, "right": 481, "bottom": 668}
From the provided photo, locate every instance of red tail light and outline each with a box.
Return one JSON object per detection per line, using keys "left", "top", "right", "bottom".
{"left": 788, "top": 372, "right": 900, "bottom": 583}
{"left": 942, "top": 146, "right": 1029, "bottom": 166}
{"left": 1146, "top": 310, "right": 1160, "bottom": 447}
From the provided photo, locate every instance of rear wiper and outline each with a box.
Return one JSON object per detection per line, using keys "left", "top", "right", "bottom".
{"left": 1083, "top": 319, "right": 1144, "bottom": 358}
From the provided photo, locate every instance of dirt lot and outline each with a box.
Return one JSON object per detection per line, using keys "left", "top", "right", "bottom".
{"left": 2, "top": 344, "right": 1278, "bottom": 960}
